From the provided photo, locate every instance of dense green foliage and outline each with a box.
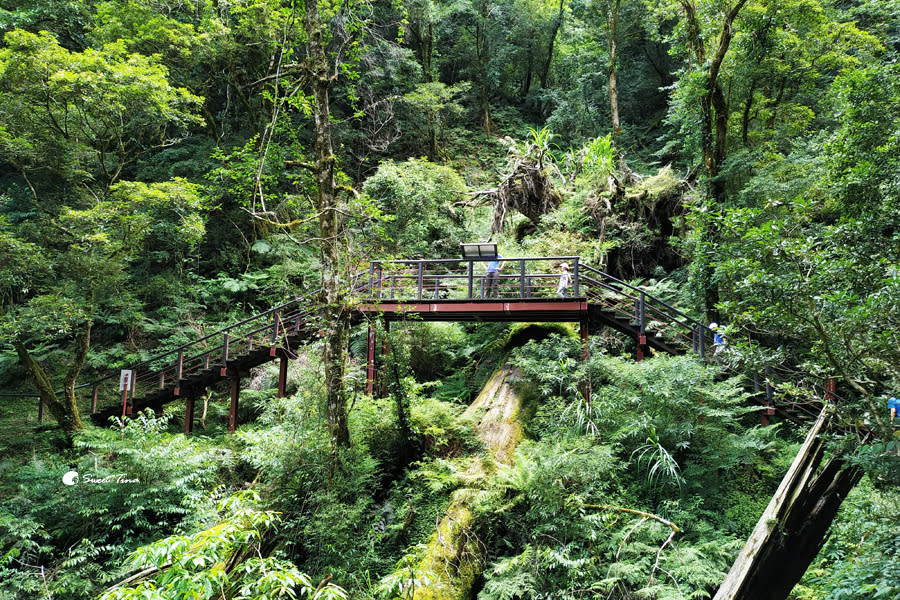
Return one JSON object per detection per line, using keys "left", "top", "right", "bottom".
{"left": 469, "top": 339, "right": 783, "bottom": 599}
{"left": 0, "top": 0, "right": 898, "bottom": 598}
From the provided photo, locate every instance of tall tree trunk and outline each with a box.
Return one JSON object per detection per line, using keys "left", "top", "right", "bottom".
{"left": 424, "top": 22, "right": 433, "bottom": 82}
{"left": 680, "top": 0, "right": 748, "bottom": 196}
{"left": 410, "top": 8, "right": 434, "bottom": 82}
{"left": 305, "top": 0, "right": 350, "bottom": 449}
{"left": 13, "top": 319, "right": 90, "bottom": 433}
{"left": 475, "top": 0, "right": 494, "bottom": 133}
{"left": 606, "top": 0, "right": 622, "bottom": 141}
{"left": 539, "top": 0, "right": 564, "bottom": 90}
{"left": 679, "top": 0, "right": 748, "bottom": 318}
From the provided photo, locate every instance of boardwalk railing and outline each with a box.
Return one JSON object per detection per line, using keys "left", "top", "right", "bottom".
{"left": 85, "top": 295, "right": 318, "bottom": 417}
{"left": 578, "top": 264, "right": 708, "bottom": 356}
{"left": 355, "top": 256, "right": 584, "bottom": 301}
{"left": 355, "top": 257, "right": 714, "bottom": 356}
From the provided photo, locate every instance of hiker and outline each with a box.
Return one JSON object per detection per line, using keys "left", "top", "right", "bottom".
{"left": 484, "top": 254, "right": 503, "bottom": 298}
{"left": 710, "top": 322, "right": 726, "bottom": 356}
{"left": 557, "top": 263, "right": 572, "bottom": 297}
{"left": 889, "top": 396, "right": 899, "bottom": 425}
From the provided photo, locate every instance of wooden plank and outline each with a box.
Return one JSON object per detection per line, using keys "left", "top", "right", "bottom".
{"left": 713, "top": 408, "right": 830, "bottom": 600}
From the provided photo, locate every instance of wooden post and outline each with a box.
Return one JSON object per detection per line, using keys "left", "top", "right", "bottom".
{"left": 271, "top": 309, "right": 280, "bottom": 344}
{"left": 121, "top": 385, "right": 130, "bottom": 418}
{"left": 519, "top": 259, "right": 525, "bottom": 298}
{"left": 185, "top": 397, "right": 195, "bottom": 435}
{"left": 377, "top": 266, "right": 384, "bottom": 299}
{"left": 228, "top": 377, "right": 240, "bottom": 434}
{"left": 572, "top": 257, "right": 580, "bottom": 297}
{"left": 379, "top": 321, "right": 390, "bottom": 398}
{"left": 756, "top": 373, "right": 769, "bottom": 426}
{"left": 174, "top": 350, "right": 183, "bottom": 397}
{"left": 417, "top": 260, "right": 424, "bottom": 301}
{"left": 366, "top": 321, "right": 376, "bottom": 396}
{"left": 277, "top": 357, "right": 288, "bottom": 398}
{"left": 91, "top": 383, "right": 99, "bottom": 414}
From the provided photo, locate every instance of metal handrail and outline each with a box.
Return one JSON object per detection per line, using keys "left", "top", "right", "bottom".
{"left": 579, "top": 264, "right": 703, "bottom": 330}
{"left": 359, "top": 256, "right": 581, "bottom": 301}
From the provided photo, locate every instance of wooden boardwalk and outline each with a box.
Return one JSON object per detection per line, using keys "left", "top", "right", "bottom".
{"left": 86, "top": 256, "right": 712, "bottom": 429}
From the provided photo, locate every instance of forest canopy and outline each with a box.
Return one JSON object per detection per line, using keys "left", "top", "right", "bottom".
{"left": 0, "top": 0, "right": 898, "bottom": 599}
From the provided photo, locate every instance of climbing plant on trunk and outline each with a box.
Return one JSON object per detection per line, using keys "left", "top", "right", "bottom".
{"left": 304, "top": 0, "right": 351, "bottom": 449}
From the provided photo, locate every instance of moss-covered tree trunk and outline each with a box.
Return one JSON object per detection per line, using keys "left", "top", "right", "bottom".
{"left": 14, "top": 317, "right": 91, "bottom": 432}
{"left": 606, "top": 0, "right": 621, "bottom": 141}
{"left": 679, "top": 0, "right": 748, "bottom": 320}
{"left": 402, "top": 364, "right": 525, "bottom": 599}
{"left": 305, "top": 0, "right": 350, "bottom": 449}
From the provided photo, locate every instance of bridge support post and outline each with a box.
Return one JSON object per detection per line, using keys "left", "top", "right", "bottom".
{"left": 185, "top": 397, "right": 194, "bottom": 435}
{"left": 580, "top": 319, "right": 591, "bottom": 403}
{"left": 366, "top": 321, "right": 376, "bottom": 396}
{"left": 379, "top": 321, "right": 390, "bottom": 398}
{"left": 277, "top": 357, "right": 288, "bottom": 398}
{"left": 636, "top": 334, "right": 647, "bottom": 362}
{"left": 825, "top": 377, "right": 837, "bottom": 402}
{"left": 228, "top": 377, "right": 240, "bottom": 434}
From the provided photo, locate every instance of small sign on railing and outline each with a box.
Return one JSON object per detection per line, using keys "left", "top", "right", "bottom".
{"left": 119, "top": 370, "right": 134, "bottom": 392}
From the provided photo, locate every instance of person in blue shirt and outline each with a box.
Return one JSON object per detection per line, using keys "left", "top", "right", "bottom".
{"left": 710, "top": 322, "right": 726, "bottom": 349}
{"left": 484, "top": 255, "right": 503, "bottom": 297}
{"left": 889, "top": 396, "right": 899, "bottom": 425}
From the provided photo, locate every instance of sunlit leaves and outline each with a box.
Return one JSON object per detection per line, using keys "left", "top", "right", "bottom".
{"left": 361, "top": 158, "right": 469, "bottom": 258}
{"left": 0, "top": 29, "right": 203, "bottom": 188}
{"left": 101, "top": 490, "right": 347, "bottom": 600}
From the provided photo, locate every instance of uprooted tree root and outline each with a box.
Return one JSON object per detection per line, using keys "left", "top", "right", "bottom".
{"left": 469, "top": 152, "right": 563, "bottom": 233}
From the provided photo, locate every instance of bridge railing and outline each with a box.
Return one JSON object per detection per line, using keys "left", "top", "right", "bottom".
{"left": 578, "top": 264, "right": 710, "bottom": 355}
{"left": 354, "top": 257, "right": 715, "bottom": 355}
{"left": 85, "top": 295, "right": 318, "bottom": 418}
{"left": 356, "top": 256, "right": 583, "bottom": 301}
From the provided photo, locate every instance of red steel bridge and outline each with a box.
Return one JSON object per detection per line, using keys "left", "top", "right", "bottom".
{"left": 78, "top": 256, "right": 730, "bottom": 431}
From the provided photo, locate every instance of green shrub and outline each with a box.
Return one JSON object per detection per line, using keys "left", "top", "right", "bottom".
{"left": 0, "top": 411, "right": 232, "bottom": 599}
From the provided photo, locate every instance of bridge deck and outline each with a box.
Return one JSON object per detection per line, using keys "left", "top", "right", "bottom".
{"left": 358, "top": 298, "right": 589, "bottom": 322}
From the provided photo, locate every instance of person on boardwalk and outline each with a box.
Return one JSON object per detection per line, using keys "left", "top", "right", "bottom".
{"left": 557, "top": 263, "right": 572, "bottom": 297}
{"left": 889, "top": 395, "right": 899, "bottom": 425}
{"left": 484, "top": 254, "right": 503, "bottom": 298}
{"left": 710, "top": 322, "right": 726, "bottom": 358}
